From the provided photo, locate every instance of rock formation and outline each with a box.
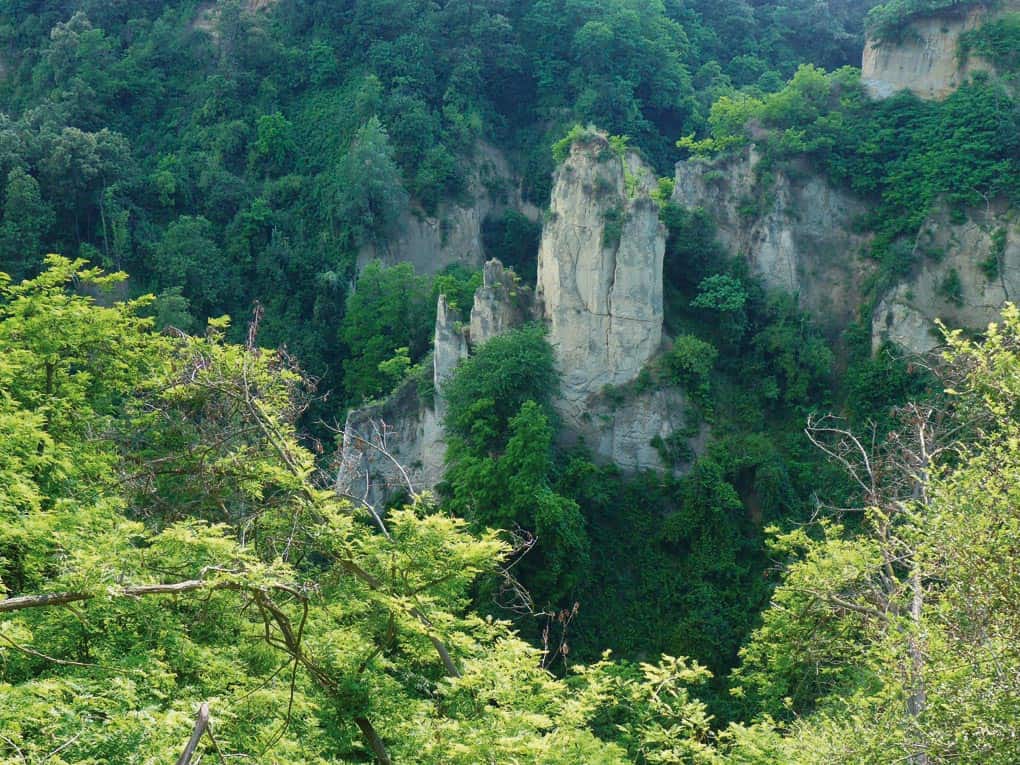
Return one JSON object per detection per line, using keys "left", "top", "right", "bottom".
{"left": 337, "top": 258, "right": 528, "bottom": 505}
{"left": 434, "top": 294, "right": 469, "bottom": 397}
{"left": 671, "top": 147, "right": 1020, "bottom": 356}
{"left": 532, "top": 134, "right": 704, "bottom": 472}
{"left": 862, "top": 1, "right": 1020, "bottom": 101}
{"left": 536, "top": 135, "right": 665, "bottom": 425}
{"left": 673, "top": 147, "right": 872, "bottom": 334}
{"left": 874, "top": 205, "right": 1020, "bottom": 354}
{"left": 470, "top": 259, "right": 530, "bottom": 348}
{"left": 358, "top": 143, "right": 540, "bottom": 276}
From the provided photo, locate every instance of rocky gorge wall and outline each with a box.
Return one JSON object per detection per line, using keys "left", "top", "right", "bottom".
{"left": 874, "top": 204, "right": 1020, "bottom": 353}
{"left": 671, "top": 147, "right": 1020, "bottom": 356}
{"left": 673, "top": 147, "right": 873, "bottom": 335}
{"left": 337, "top": 136, "right": 706, "bottom": 505}
{"left": 861, "top": 1, "right": 1020, "bottom": 101}
{"left": 671, "top": 151, "right": 1020, "bottom": 359}
{"left": 337, "top": 5, "right": 1020, "bottom": 508}
{"left": 536, "top": 137, "right": 665, "bottom": 422}
{"left": 357, "top": 143, "right": 540, "bottom": 276}
{"left": 535, "top": 136, "right": 704, "bottom": 473}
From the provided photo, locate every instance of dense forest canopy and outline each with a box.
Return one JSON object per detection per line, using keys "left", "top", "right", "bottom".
{"left": 1, "top": 0, "right": 1020, "bottom": 762}
{"left": 0, "top": 0, "right": 882, "bottom": 404}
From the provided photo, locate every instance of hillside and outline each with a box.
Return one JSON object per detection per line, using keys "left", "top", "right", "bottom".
{"left": 1, "top": 1, "right": 1019, "bottom": 763}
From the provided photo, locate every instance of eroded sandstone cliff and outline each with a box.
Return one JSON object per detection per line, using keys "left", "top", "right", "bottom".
{"left": 874, "top": 205, "right": 1020, "bottom": 353}
{"left": 535, "top": 135, "right": 705, "bottom": 472}
{"left": 673, "top": 147, "right": 872, "bottom": 334}
{"left": 672, "top": 150, "right": 1020, "bottom": 356}
{"left": 536, "top": 136, "right": 665, "bottom": 420}
{"left": 358, "top": 143, "right": 539, "bottom": 276}
{"left": 861, "top": 1, "right": 1020, "bottom": 101}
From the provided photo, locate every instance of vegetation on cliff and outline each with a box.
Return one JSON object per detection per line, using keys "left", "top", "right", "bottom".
{"left": 2, "top": 1, "right": 1019, "bottom": 762}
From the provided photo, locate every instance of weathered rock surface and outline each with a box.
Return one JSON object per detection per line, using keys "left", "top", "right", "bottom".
{"left": 470, "top": 259, "right": 532, "bottom": 348}
{"left": 673, "top": 148, "right": 872, "bottom": 333}
{"left": 336, "top": 381, "right": 440, "bottom": 509}
{"left": 873, "top": 206, "right": 1020, "bottom": 354}
{"left": 359, "top": 143, "right": 539, "bottom": 276}
{"left": 567, "top": 387, "right": 707, "bottom": 474}
{"left": 671, "top": 148, "right": 1020, "bottom": 354}
{"left": 861, "top": 2, "right": 1020, "bottom": 101}
{"left": 434, "top": 295, "right": 469, "bottom": 397}
{"left": 537, "top": 136, "right": 666, "bottom": 432}
{"left": 337, "top": 258, "right": 531, "bottom": 505}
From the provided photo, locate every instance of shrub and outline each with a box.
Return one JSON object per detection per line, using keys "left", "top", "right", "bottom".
{"left": 661, "top": 335, "right": 719, "bottom": 397}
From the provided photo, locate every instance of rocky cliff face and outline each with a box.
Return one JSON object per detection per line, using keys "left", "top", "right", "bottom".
{"left": 874, "top": 205, "right": 1020, "bottom": 354}
{"left": 534, "top": 136, "right": 704, "bottom": 472}
{"left": 470, "top": 259, "right": 532, "bottom": 348}
{"left": 537, "top": 136, "right": 665, "bottom": 424}
{"left": 671, "top": 149, "right": 1020, "bottom": 356}
{"left": 861, "top": 2, "right": 1020, "bottom": 101}
{"left": 673, "top": 148, "right": 872, "bottom": 334}
{"left": 337, "top": 258, "right": 528, "bottom": 505}
{"left": 358, "top": 143, "right": 539, "bottom": 276}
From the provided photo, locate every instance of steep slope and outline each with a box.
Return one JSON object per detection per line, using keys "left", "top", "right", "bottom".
{"left": 536, "top": 135, "right": 665, "bottom": 419}
{"left": 536, "top": 135, "right": 702, "bottom": 472}
{"left": 862, "top": 0, "right": 1020, "bottom": 100}
{"left": 357, "top": 144, "right": 539, "bottom": 276}
{"left": 673, "top": 147, "right": 872, "bottom": 335}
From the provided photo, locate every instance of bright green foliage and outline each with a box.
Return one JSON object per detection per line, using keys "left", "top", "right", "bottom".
{"left": 867, "top": 0, "right": 985, "bottom": 43}
{"left": 960, "top": 12, "right": 1020, "bottom": 72}
{"left": 431, "top": 264, "right": 484, "bottom": 319}
{"left": 339, "top": 261, "right": 434, "bottom": 403}
{"left": 442, "top": 323, "right": 558, "bottom": 448}
{"left": 442, "top": 326, "right": 587, "bottom": 605}
{"left": 729, "top": 307, "right": 1020, "bottom": 762}
{"left": 661, "top": 335, "right": 719, "bottom": 400}
{"left": 0, "top": 260, "right": 742, "bottom": 764}
{"left": 692, "top": 274, "right": 749, "bottom": 337}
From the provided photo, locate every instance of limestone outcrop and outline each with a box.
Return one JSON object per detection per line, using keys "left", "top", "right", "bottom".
{"left": 358, "top": 143, "right": 539, "bottom": 276}
{"left": 536, "top": 135, "right": 666, "bottom": 430}
{"left": 434, "top": 295, "right": 469, "bottom": 396}
{"left": 861, "top": 2, "right": 1020, "bottom": 101}
{"left": 470, "top": 259, "right": 531, "bottom": 348}
{"left": 566, "top": 386, "right": 707, "bottom": 474}
{"left": 873, "top": 205, "right": 1020, "bottom": 354}
{"left": 670, "top": 148, "right": 1020, "bottom": 357}
{"left": 530, "top": 135, "right": 706, "bottom": 472}
{"left": 673, "top": 148, "right": 872, "bottom": 334}
{"left": 337, "top": 258, "right": 528, "bottom": 505}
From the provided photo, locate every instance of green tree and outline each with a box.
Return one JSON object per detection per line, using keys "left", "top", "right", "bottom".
{"left": 0, "top": 169, "right": 54, "bottom": 280}
{"left": 733, "top": 307, "right": 1020, "bottom": 762}
{"left": 331, "top": 116, "right": 408, "bottom": 246}
{"left": 152, "top": 215, "right": 236, "bottom": 317}
{"left": 339, "top": 261, "right": 433, "bottom": 403}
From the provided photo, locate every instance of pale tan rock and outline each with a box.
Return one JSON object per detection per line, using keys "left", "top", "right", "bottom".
{"left": 358, "top": 143, "right": 540, "bottom": 276}
{"left": 861, "top": 2, "right": 1020, "bottom": 101}
{"left": 469, "top": 259, "right": 530, "bottom": 348}
{"left": 873, "top": 206, "right": 1020, "bottom": 354}
{"left": 434, "top": 294, "right": 469, "bottom": 396}
{"left": 537, "top": 136, "right": 666, "bottom": 431}
{"left": 566, "top": 387, "right": 708, "bottom": 475}
{"left": 673, "top": 148, "right": 873, "bottom": 334}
